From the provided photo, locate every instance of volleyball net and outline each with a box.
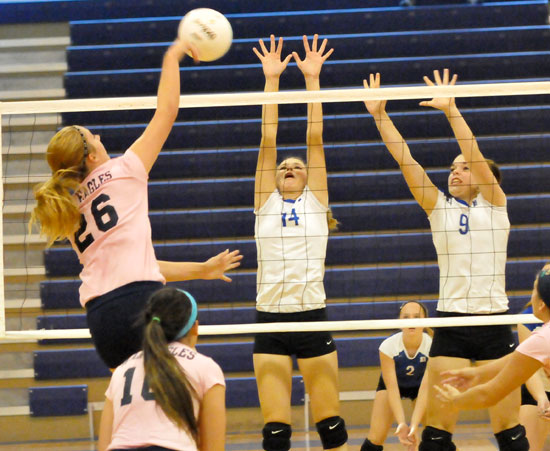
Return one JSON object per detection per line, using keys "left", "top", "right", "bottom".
{"left": 1, "top": 81, "right": 549, "bottom": 341}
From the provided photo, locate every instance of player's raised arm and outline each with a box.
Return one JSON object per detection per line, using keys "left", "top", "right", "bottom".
{"left": 253, "top": 35, "right": 292, "bottom": 210}
{"left": 293, "top": 34, "right": 333, "bottom": 207}
{"left": 420, "top": 69, "right": 506, "bottom": 207}
{"left": 130, "top": 40, "right": 198, "bottom": 174}
{"left": 363, "top": 73, "right": 438, "bottom": 215}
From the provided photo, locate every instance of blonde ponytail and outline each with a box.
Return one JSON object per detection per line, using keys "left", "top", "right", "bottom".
{"left": 29, "top": 126, "right": 91, "bottom": 246}
{"left": 30, "top": 169, "right": 82, "bottom": 245}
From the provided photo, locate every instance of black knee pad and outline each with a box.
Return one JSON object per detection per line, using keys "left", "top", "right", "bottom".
{"left": 316, "top": 416, "right": 348, "bottom": 449}
{"left": 262, "top": 422, "right": 291, "bottom": 451}
{"left": 495, "top": 424, "right": 529, "bottom": 451}
{"left": 360, "top": 437, "right": 383, "bottom": 451}
{"left": 419, "top": 426, "right": 456, "bottom": 451}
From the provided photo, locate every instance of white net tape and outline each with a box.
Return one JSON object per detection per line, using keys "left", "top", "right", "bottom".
{"left": 2, "top": 82, "right": 550, "bottom": 115}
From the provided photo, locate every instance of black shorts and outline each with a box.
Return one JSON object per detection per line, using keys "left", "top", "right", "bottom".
{"left": 429, "top": 311, "right": 516, "bottom": 361}
{"left": 85, "top": 281, "right": 164, "bottom": 368}
{"left": 521, "top": 384, "right": 550, "bottom": 406}
{"left": 376, "top": 375, "right": 419, "bottom": 401}
{"left": 253, "top": 308, "right": 337, "bottom": 359}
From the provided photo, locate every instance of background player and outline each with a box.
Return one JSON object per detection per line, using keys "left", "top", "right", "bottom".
{"left": 252, "top": 34, "right": 347, "bottom": 451}
{"left": 361, "top": 301, "right": 432, "bottom": 451}
{"left": 30, "top": 40, "right": 242, "bottom": 369}
{"left": 363, "top": 69, "right": 527, "bottom": 450}
{"left": 98, "top": 287, "right": 225, "bottom": 451}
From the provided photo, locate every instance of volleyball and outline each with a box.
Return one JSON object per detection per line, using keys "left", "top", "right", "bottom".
{"left": 178, "top": 8, "right": 233, "bottom": 62}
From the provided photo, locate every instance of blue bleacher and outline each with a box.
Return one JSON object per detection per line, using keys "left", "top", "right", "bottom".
{"left": 67, "top": 27, "right": 550, "bottom": 71}
{"left": 65, "top": 52, "right": 550, "bottom": 98}
{"left": 29, "top": 385, "right": 88, "bottom": 417}
{"left": 72, "top": 107, "right": 550, "bottom": 153}
{"left": 44, "top": 226, "right": 550, "bottom": 278}
{"left": 41, "top": 259, "right": 547, "bottom": 309}
{"left": 67, "top": 2, "right": 549, "bottom": 46}
{"left": 27, "top": 377, "right": 302, "bottom": 411}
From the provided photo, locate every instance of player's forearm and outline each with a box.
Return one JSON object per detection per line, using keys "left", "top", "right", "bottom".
{"left": 157, "top": 260, "right": 207, "bottom": 282}
{"left": 387, "top": 386, "right": 407, "bottom": 425}
{"left": 262, "top": 77, "right": 280, "bottom": 143}
{"left": 156, "top": 46, "right": 183, "bottom": 121}
{"left": 444, "top": 105, "right": 483, "bottom": 164}
{"left": 410, "top": 375, "right": 428, "bottom": 427}
{"left": 452, "top": 383, "right": 495, "bottom": 410}
{"left": 305, "top": 76, "right": 323, "bottom": 145}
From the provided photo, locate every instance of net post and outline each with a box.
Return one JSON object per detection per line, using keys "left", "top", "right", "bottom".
{"left": 0, "top": 105, "right": 5, "bottom": 339}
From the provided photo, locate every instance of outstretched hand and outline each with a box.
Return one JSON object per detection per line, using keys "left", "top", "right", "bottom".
{"left": 419, "top": 68, "right": 457, "bottom": 113}
{"left": 434, "top": 383, "right": 461, "bottom": 405}
{"left": 202, "top": 249, "right": 243, "bottom": 282}
{"left": 253, "top": 34, "right": 292, "bottom": 79}
{"left": 439, "top": 366, "right": 481, "bottom": 391}
{"left": 168, "top": 38, "right": 199, "bottom": 63}
{"left": 292, "top": 34, "right": 333, "bottom": 79}
{"left": 363, "top": 72, "right": 387, "bottom": 118}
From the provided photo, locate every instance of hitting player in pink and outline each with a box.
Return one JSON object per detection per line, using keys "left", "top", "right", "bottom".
{"left": 30, "top": 40, "right": 242, "bottom": 368}
{"left": 98, "top": 287, "right": 226, "bottom": 451}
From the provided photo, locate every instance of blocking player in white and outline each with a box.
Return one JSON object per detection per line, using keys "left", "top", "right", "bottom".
{"left": 30, "top": 40, "right": 242, "bottom": 369}
{"left": 252, "top": 34, "right": 348, "bottom": 451}
{"left": 362, "top": 69, "right": 527, "bottom": 451}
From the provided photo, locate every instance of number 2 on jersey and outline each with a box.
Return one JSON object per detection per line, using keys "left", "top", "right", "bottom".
{"left": 75, "top": 193, "right": 119, "bottom": 253}
{"left": 281, "top": 208, "right": 300, "bottom": 227}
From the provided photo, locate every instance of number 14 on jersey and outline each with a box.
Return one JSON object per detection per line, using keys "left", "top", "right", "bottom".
{"left": 282, "top": 208, "right": 300, "bottom": 227}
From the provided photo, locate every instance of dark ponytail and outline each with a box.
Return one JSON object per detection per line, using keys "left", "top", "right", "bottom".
{"left": 141, "top": 287, "right": 199, "bottom": 442}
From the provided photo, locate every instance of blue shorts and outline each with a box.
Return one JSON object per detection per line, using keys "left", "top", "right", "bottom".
{"left": 253, "top": 308, "right": 337, "bottom": 359}
{"left": 85, "top": 281, "right": 164, "bottom": 368}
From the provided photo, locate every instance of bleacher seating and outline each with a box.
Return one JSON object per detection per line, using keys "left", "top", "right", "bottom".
{"left": 12, "top": 0, "right": 550, "bottom": 425}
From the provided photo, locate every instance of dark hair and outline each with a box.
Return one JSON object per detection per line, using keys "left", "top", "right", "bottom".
{"left": 536, "top": 266, "right": 550, "bottom": 308}
{"left": 399, "top": 301, "right": 428, "bottom": 318}
{"left": 141, "top": 287, "right": 199, "bottom": 442}
{"left": 485, "top": 158, "right": 502, "bottom": 185}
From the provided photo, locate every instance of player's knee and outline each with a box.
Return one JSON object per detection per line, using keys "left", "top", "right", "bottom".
{"left": 262, "top": 422, "right": 291, "bottom": 451}
{"left": 360, "top": 437, "right": 383, "bottom": 451}
{"left": 316, "top": 416, "right": 348, "bottom": 449}
{"left": 419, "top": 426, "right": 456, "bottom": 451}
{"left": 494, "top": 424, "right": 529, "bottom": 451}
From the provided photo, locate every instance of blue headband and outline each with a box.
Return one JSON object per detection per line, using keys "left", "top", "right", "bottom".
{"left": 174, "top": 289, "right": 198, "bottom": 340}
{"left": 538, "top": 267, "right": 550, "bottom": 307}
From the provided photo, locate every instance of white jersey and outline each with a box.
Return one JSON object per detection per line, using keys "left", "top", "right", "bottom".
{"left": 379, "top": 332, "right": 432, "bottom": 389}
{"left": 255, "top": 187, "right": 329, "bottom": 313}
{"left": 429, "top": 191, "right": 510, "bottom": 314}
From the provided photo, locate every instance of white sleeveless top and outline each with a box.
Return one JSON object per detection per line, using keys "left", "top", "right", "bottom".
{"left": 255, "top": 187, "right": 329, "bottom": 313}
{"left": 429, "top": 191, "right": 509, "bottom": 314}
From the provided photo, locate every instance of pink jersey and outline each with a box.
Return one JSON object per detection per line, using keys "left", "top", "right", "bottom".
{"left": 105, "top": 341, "right": 225, "bottom": 451}
{"left": 68, "top": 149, "right": 165, "bottom": 306}
{"left": 516, "top": 322, "right": 550, "bottom": 370}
